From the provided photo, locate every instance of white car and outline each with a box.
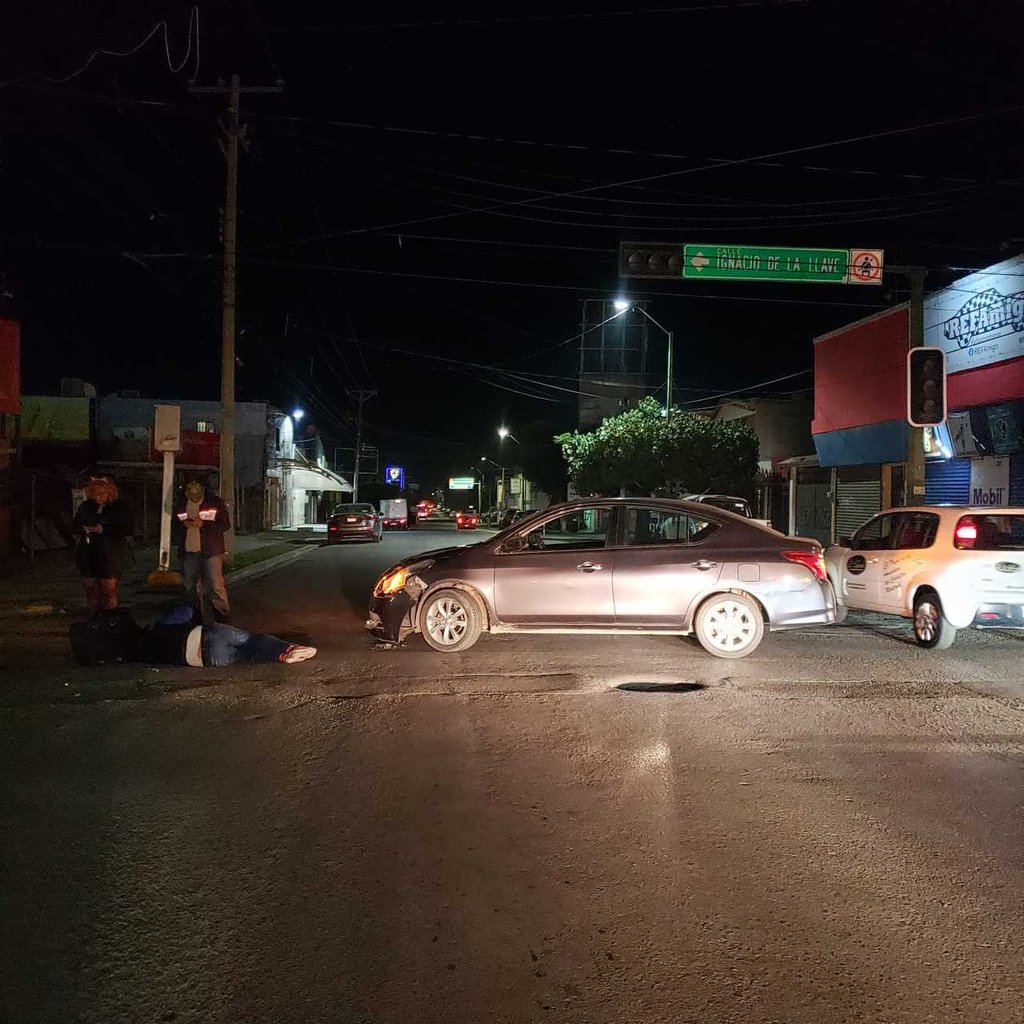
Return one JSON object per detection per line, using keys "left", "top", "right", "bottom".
{"left": 826, "top": 506, "right": 1024, "bottom": 649}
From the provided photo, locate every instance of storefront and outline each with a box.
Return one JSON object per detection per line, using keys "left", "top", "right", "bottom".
{"left": 922, "top": 257, "right": 1024, "bottom": 507}
{"left": 810, "top": 255, "right": 1024, "bottom": 541}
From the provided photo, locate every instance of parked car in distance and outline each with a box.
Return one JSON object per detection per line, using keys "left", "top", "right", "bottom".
{"left": 826, "top": 506, "right": 1024, "bottom": 649}
{"left": 380, "top": 498, "right": 409, "bottom": 530}
{"left": 367, "top": 497, "right": 835, "bottom": 659}
{"left": 327, "top": 503, "right": 382, "bottom": 543}
{"left": 685, "top": 494, "right": 773, "bottom": 530}
{"left": 456, "top": 510, "right": 479, "bottom": 530}
{"left": 498, "top": 508, "right": 539, "bottom": 530}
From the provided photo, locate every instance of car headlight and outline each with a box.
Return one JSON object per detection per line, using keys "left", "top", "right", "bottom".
{"left": 373, "top": 559, "right": 433, "bottom": 598}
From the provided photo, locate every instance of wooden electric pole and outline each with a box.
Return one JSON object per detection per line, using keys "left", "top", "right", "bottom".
{"left": 347, "top": 388, "right": 377, "bottom": 502}
{"left": 190, "top": 75, "right": 282, "bottom": 551}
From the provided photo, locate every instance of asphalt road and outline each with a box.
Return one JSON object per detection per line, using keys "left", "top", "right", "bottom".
{"left": 3, "top": 522, "right": 1024, "bottom": 1023}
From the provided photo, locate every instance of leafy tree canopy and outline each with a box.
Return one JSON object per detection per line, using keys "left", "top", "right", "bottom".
{"left": 555, "top": 397, "right": 759, "bottom": 498}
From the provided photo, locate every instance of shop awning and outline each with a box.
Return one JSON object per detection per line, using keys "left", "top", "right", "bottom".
{"left": 282, "top": 460, "right": 352, "bottom": 493}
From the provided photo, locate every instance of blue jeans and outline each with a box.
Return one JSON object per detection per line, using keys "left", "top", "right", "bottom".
{"left": 181, "top": 552, "right": 230, "bottom": 625}
{"left": 202, "top": 625, "right": 290, "bottom": 666}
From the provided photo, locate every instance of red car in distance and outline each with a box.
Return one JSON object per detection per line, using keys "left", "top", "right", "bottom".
{"left": 456, "top": 511, "right": 479, "bottom": 530}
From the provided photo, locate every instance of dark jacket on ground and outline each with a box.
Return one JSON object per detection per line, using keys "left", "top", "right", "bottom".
{"left": 73, "top": 499, "right": 134, "bottom": 579}
{"left": 172, "top": 492, "right": 230, "bottom": 558}
{"left": 138, "top": 622, "right": 194, "bottom": 665}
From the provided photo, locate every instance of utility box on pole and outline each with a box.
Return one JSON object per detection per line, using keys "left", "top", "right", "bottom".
{"left": 149, "top": 404, "right": 182, "bottom": 585}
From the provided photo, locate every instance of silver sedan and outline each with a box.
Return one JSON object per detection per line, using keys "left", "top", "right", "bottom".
{"left": 368, "top": 497, "right": 835, "bottom": 659}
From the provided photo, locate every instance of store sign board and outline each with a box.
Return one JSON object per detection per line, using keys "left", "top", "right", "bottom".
{"left": 947, "top": 410, "right": 980, "bottom": 457}
{"left": 985, "top": 402, "right": 1022, "bottom": 455}
{"left": 969, "top": 457, "right": 1010, "bottom": 507}
{"left": 925, "top": 257, "right": 1024, "bottom": 373}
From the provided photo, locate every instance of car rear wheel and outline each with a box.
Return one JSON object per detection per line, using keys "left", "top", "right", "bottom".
{"left": 826, "top": 575, "right": 848, "bottom": 624}
{"left": 419, "top": 588, "right": 483, "bottom": 653}
{"left": 913, "top": 591, "right": 956, "bottom": 650}
{"left": 694, "top": 592, "right": 765, "bottom": 659}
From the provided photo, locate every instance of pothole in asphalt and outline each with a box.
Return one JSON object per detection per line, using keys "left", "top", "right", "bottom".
{"left": 616, "top": 682, "right": 707, "bottom": 694}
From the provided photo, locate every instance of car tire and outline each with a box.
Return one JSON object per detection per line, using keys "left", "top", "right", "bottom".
{"left": 913, "top": 591, "right": 956, "bottom": 650}
{"left": 694, "top": 592, "right": 765, "bottom": 659}
{"left": 419, "top": 588, "right": 483, "bottom": 653}
{"left": 827, "top": 575, "right": 848, "bottom": 624}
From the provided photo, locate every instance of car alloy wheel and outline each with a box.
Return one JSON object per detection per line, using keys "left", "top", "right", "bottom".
{"left": 914, "top": 599, "right": 939, "bottom": 642}
{"left": 913, "top": 592, "right": 957, "bottom": 650}
{"left": 426, "top": 596, "right": 469, "bottom": 647}
{"left": 419, "top": 588, "right": 484, "bottom": 653}
{"left": 695, "top": 593, "right": 765, "bottom": 659}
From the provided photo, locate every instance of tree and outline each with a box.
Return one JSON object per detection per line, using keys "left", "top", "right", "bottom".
{"left": 555, "top": 397, "right": 759, "bottom": 497}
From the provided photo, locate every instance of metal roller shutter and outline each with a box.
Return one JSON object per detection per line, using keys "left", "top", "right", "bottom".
{"left": 925, "top": 458, "right": 971, "bottom": 505}
{"left": 835, "top": 479, "right": 881, "bottom": 538}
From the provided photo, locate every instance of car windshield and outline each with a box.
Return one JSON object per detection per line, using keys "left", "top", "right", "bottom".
{"left": 332, "top": 504, "right": 375, "bottom": 516}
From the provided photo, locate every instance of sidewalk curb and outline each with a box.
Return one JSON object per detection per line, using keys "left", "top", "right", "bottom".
{"left": 228, "top": 543, "right": 318, "bottom": 584}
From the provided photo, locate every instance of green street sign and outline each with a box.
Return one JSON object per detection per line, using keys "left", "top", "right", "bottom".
{"left": 619, "top": 241, "right": 885, "bottom": 284}
{"left": 448, "top": 476, "right": 475, "bottom": 491}
{"left": 681, "top": 244, "right": 883, "bottom": 285}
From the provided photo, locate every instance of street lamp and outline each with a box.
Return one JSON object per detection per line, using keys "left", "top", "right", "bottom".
{"left": 611, "top": 300, "right": 675, "bottom": 414}
{"left": 496, "top": 429, "right": 525, "bottom": 508}
{"left": 481, "top": 456, "right": 507, "bottom": 509}
{"left": 292, "top": 408, "right": 305, "bottom": 421}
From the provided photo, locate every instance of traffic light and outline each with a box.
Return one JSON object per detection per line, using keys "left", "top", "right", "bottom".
{"left": 619, "top": 242, "right": 684, "bottom": 280}
{"left": 907, "top": 346, "right": 947, "bottom": 427}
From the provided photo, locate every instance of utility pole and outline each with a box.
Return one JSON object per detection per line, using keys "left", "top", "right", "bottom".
{"left": 907, "top": 267, "right": 927, "bottom": 506}
{"left": 347, "top": 388, "right": 377, "bottom": 502}
{"left": 665, "top": 329, "right": 674, "bottom": 413}
{"left": 190, "top": 75, "right": 283, "bottom": 552}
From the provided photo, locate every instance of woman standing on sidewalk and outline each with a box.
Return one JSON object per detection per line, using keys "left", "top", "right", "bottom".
{"left": 73, "top": 475, "right": 133, "bottom": 612}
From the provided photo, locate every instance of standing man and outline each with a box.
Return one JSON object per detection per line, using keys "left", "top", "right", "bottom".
{"left": 174, "top": 476, "right": 231, "bottom": 624}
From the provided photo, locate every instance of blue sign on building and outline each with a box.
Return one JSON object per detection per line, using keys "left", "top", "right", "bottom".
{"left": 384, "top": 465, "right": 405, "bottom": 489}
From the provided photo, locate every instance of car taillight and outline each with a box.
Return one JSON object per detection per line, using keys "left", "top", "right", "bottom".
{"left": 782, "top": 550, "right": 827, "bottom": 581}
{"left": 955, "top": 517, "right": 978, "bottom": 547}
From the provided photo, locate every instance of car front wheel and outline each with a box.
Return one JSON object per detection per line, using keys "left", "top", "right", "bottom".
{"left": 694, "top": 592, "right": 765, "bottom": 659}
{"left": 419, "top": 588, "right": 483, "bottom": 653}
{"left": 913, "top": 591, "right": 957, "bottom": 650}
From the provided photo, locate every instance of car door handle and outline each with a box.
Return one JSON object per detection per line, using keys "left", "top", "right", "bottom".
{"left": 576, "top": 561, "right": 603, "bottom": 572}
{"left": 692, "top": 560, "right": 718, "bottom": 571}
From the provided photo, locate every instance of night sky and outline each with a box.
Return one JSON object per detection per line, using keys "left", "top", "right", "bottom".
{"left": 4, "top": 1, "right": 1024, "bottom": 489}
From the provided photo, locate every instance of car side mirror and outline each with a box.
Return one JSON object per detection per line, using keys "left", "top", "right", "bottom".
{"left": 502, "top": 536, "right": 526, "bottom": 553}
{"left": 839, "top": 535, "right": 853, "bottom": 548}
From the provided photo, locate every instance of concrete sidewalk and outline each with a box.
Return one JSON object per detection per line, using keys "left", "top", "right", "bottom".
{"left": 0, "top": 530, "right": 322, "bottom": 618}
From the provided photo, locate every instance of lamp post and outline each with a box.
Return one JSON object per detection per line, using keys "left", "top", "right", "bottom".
{"left": 613, "top": 300, "right": 674, "bottom": 414}
{"left": 497, "top": 428, "right": 526, "bottom": 508}
{"left": 481, "top": 456, "right": 506, "bottom": 509}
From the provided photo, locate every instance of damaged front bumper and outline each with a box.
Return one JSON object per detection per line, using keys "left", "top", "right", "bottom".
{"left": 366, "top": 591, "right": 418, "bottom": 644}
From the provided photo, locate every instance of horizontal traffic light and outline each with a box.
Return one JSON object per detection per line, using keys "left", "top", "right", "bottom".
{"left": 619, "top": 243, "right": 684, "bottom": 280}
{"left": 907, "top": 346, "right": 947, "bottom": 427}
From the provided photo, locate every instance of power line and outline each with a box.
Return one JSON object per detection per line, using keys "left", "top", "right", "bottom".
{"left": 233, "top": 256, "right": 887, "bottom": 309}
{"left": 283, "top": 0, "right": 815, "bottom": 32}
{"left": 25, "top": 7, "right": 201, "bottom": 85}
{"left": 273, "top": 114, "right": 1022, "bottom": 193}
{"left": 249, "top": 102, "right": 1023, "bottom": 243}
